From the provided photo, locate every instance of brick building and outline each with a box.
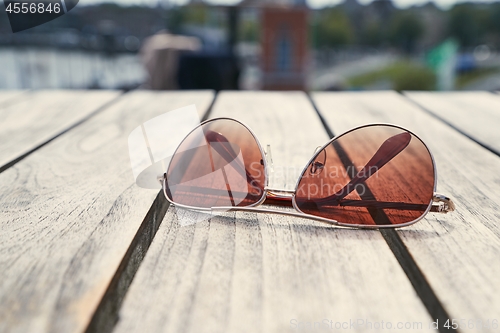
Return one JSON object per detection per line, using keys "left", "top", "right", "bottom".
{"left": 243, "top": 0, "right": 309, "bottom": 90}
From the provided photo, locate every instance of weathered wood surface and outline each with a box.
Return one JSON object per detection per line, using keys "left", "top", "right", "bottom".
{"left": 0, "top": 91, "right": 214, "bottom": 333}
{"left": 114, "top": 91, "right": 435, "bottom": 333}
{"left": 313, "top": 91, "right": 500, "bottom": 332}
{"left": 404, "top": 91, "right": 500, "bottom": 155}
{"left": 0, "top": 90, "right": 26, "bottom": 105}
{"left": 2, "top": 90, "right": 498, "bottom": 333}
{"left": 0, "top": 90, "right": 120, "bottom": 171}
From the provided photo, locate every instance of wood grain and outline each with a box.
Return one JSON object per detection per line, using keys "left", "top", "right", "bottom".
{"left": 405, "top": 91, "right": 500, "bottom": 155}
{"left": 0, "top": 90, "right": 121, "bottom": 170}
{"left": 0, "top": 90, "right": 26, "bottom": 106}
{"left": 0, "top": 91, "right": 214, "bottom": 333}
{"left": 313, "top": 91, "right": 500, "bottom": 332}
{"left": 114, "top": 91, "right": 435, "bottom": 333}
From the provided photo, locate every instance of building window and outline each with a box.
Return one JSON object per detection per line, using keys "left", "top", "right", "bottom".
{"left": 276, "top": 26, "right": 292, "bottom": 71}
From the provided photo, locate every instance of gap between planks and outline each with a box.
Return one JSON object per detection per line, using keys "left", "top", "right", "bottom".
{"left": 84, "top": 91, "right": 218, "bottom": 333}
{"left": 403, "top": 91, "right": 500, "bottom": 158}
{"left": 0, "top": 91, "right": 124, "bottom": 174}
{"left": 0, "top": 90, "right": 214, "bottom": 333}
{"left": 312, "top": 91, "right": 500, "bottom": 333}
{"left": 307, "top": 94, "right": 456, "bottom": 333}
{"left": 113, "top": 91, "right": 439, "bottom": 333}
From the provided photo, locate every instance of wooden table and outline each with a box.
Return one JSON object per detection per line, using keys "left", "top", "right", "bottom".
{"left": 1, "top": 90, "right": 499, "bottom": 333}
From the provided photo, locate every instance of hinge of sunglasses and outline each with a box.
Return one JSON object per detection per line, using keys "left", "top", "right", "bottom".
{"left": 431, "top": 193, "right": 456, "bottom": 213}
{"left": 157, "top": 173, "right": 166, "bottom": 185}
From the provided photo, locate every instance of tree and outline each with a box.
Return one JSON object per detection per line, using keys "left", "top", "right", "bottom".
{"left": 448, "top": 4, "right": 488, "bottom": 47}
{"left": 316, "top": 8, "right": 355, "bottom": 48}
{"left": 185, "top": 5, "right": 208, "bottom": 25}
{"left": 361, "top": 21, "right": 384, "bottom": 47}
{"left": 166, "top": 7, "right": 187, "bottom": 34}
{"left": 389, "top": 12, "right": 424, "bottom": 53}
{"left": 490, "top": 4, "right": 500, "bottom": 33}
{"left": 489, "top": 4, "right": 500, "bottom": 47}
{"left": 241, "top": 20, "right": 259, "bottom": 42}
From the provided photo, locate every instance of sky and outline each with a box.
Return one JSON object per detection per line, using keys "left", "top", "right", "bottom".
{"left": 81, "top": 0, "right": 499, "bottom": 9}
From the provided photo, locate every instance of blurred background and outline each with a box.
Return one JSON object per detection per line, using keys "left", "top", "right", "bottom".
{"left": 1, "top": 0, "right": 500, "bottom": 91}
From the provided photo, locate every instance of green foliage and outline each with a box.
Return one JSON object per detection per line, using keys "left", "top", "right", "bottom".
{"left": 389, "top": 12, "right": 424, "bottom": 53}
{"left": 448, "top": 4, "right": 489, "bottom": 47}
{"left": 456, "top": 67, "right": 500, "bottom": 89}
{"left": 490, "top": 4, "right": 500, "bottom": 33}
{"left": 348, "top": 62, "right": 436, "bottom": 91}
{"left": 241, "top": 20, "right": 259, "bottom": 42}
{"left": 167, "top": 7, "right": 187, "bottom": 34}
{"left": 392, "top": 64, "right": 435, "bottom": 91}
{"left": 165, "top": 2, "right": 500, "bottom": 53}
{"left": 361, "top": 21, "right": 384, "bottom": 47}
{"left": 166, "top": 6, "right": 224, "bottom": 33}
{"left": 185, "top": 5, "right": 208, "bottom": 25}
{"left": 316, "top": 8, "right": 355, "bottom": 48}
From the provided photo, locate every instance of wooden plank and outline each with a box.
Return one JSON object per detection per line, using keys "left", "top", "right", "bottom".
{"left": 114, "top": 91, "right": 435, "bottom": 333}
{"left": 0, "top": 91, "right": 214, "bottom": 333}
{"left": 405, "top": 91, "right": 500, "bottom": 155}
{"left": 313, "top": 91, "right": 500, "bottom": 331}
{"left": 0, "top": 90, "right": 26, "bottom": 105}
{"left": 0, "top": 90, "right": 121, "bottom": 171}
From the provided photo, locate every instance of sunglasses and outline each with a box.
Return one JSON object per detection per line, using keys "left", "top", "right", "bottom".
{"left": 158, "top": 118, "right": 455, "bottom": 229}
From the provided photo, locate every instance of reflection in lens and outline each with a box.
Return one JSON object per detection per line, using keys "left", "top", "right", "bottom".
{"left": 166, "top": 118, "right": 266, "bottom": 209}
{"left": 294, "top": 125, "right": 435, "bottom": 226}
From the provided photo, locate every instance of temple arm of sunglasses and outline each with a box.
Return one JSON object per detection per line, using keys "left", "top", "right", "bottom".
{"left": 317, "top": 195, "right": 454, "bottom": 213}
{"left": 159, "top": 181, "right": 454, "bottom": 214}
{"left": 266, "top": 191, "right": 454, "bottom": 213}
{"left": 319, "top": 132, "right": 411, "bottom": 204}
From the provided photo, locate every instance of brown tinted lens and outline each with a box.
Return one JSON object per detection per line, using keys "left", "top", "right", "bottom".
{"left": 295, "top": 125, "right": 435, "bottom": 226}
{"left": 166, "top": 119, "right": 266, "bottom": 208}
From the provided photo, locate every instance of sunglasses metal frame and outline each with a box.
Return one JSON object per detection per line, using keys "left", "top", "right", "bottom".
{"left": 159, "top": 117, "right": 455, "bottom": 229}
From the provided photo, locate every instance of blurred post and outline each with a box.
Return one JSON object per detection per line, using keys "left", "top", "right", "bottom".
{"left": 228, "top": 6, "right": 240, "bottom": 54}
{"left": 140, "top": 31, "right": 201, "bottom": 90}
{"left": 426, "top": 39, "right": 459, "bottom": 91}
